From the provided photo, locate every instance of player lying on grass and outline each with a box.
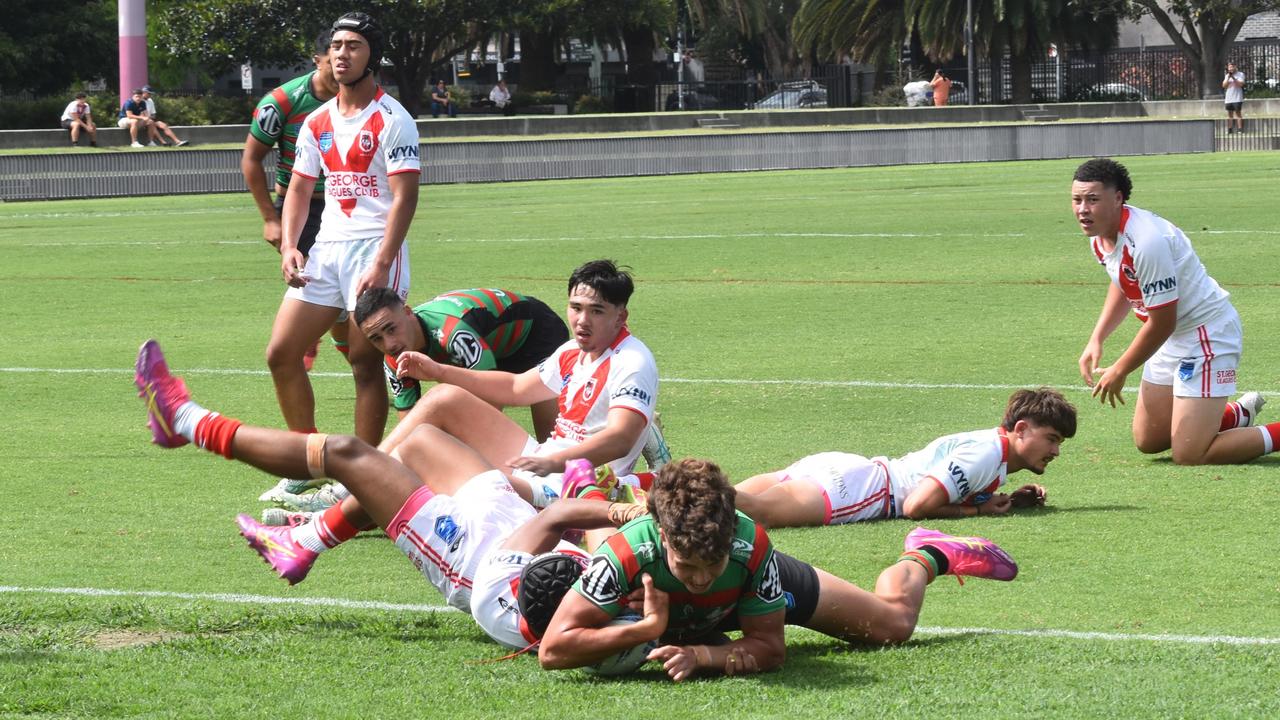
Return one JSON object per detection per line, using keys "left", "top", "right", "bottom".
{"left": 354, "top": 286, "right": 569, "bottom": 447}
{"left": 1071, "top": 158, "right": 1273, "bottom": 464}
{"left": 134, "top": 338, "right": 640, "bottom": 649}
{"left": 528, "top": 457, "right": 1019, "bottom": 681}
{"left": 733, "top": 388, "right": 1075, "bottom": 528}
{"left": 387, "top": 259, "right": 670, "bottom": 506}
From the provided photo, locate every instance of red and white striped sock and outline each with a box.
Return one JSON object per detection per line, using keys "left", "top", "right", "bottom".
{"left": 1258, "top": 423, "right": 1280, "bottom": 455}
{"left": 291, "top": 503, "right": 361, "bottom": 553}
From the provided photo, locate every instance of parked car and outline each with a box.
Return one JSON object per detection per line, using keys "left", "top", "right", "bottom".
{"left": 749, "top": 80, "right": 827, "bottom": 109}
{"left": 1086, "top": 83, "right": 1146, "bottom": 101}
{"left": 664, "top": 89, "right": 721, "bottom": 111}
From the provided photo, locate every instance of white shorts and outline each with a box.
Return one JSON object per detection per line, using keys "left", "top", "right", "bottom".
{"left": 471, "top": 541, "right": 589, "bottom": 650}
{"left": 779, "top": 452, "right": 894, "bottom": 525}
{"left": 513, "top": 436, "right": 567, "bottom": 503}
{"left": 390, "top": 470, "right": 534, "bottom": 612}
{"left": 1142, "top": 308, "right": 1242, "bottom": 398}
{"left": 285, "top": 236, "right": 410, "bottom": 311}
{"left": 117, "top": 118, "right": 133, "bottom": 128}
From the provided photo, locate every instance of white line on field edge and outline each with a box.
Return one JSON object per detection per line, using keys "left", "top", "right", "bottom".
{"left": 2, "top": 586, "right": 1276, "bottom": 647}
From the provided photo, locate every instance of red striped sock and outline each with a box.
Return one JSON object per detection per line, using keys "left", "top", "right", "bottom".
{"left": 193, "top": 414, "right": 243, "bottom": 459}
{"left": 314, "top": 503, "right": 360, "bottom": 548}
{"left": 1220, "top": 402, "right": 1242, "bottom": 432}
{"left": 897, "top": 550, "right": 938, "bottom": 583}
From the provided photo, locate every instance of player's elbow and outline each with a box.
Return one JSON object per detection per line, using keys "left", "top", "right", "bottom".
{"left": 900, "top": 497, "right": 932, "bottom": 520}
{"left": 536, "top": 636, "right": 581, "bottom": 670}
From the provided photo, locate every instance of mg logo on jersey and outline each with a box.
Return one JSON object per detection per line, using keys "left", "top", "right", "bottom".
{"left": 358, "top": 129, "right": 374, "bottom": 153}
{"left": 255, "top": 105, "right": 281, "bottom": 136}
{"left": 318, "top": 131, "right": 334, "bottom": 154}
{"left": 948, "top": 462, "right": 971, "bottom": 497}
{"left": 580, "top": 556, "right": 621, "bottom": 605}
{"left": 582, "top": 378, "right": 597, "bottom": 401}
{"left": 448, "top": 330, "right": 484, "bottom": 368}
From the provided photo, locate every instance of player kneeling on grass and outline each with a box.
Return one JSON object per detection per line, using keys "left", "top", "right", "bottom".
{"left": 1071, "top": 158, "right": 1274, "bottom": 464}
{"left": 531, "top": 458, "right": 1019, "bottom": 681}
{"left": 133, "top": 339, "right": 642, "bottom": 648}
{"left": 734, "top": 388, "right": 1075, "bottom": 528}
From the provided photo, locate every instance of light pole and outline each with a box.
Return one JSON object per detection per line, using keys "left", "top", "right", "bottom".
{"left": 965, "top": 0, "right": 976, "bottom": 104}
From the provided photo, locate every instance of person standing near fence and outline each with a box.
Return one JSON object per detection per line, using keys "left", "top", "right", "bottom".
{"left": 1223, "top": 62, "right": 1245, "bottom": 133}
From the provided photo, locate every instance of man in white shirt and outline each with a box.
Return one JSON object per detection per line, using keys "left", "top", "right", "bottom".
{"left": 1222, "top": 62, "right": 1245, "bottom": 133}
{"left": 60, "top": 92, "right": 97, "bottom": 147}
{"left": 489, "top": 79, "right": 512, "bottom": 110}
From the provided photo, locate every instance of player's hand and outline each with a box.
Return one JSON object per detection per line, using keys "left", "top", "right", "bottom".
{"left": 1090, "top": 365, "right": 1128, "bottom": 407}
{"left": 507, "top": 455, "right": 565, "bottom": 476}
{"left": 1010, "top": 483, "right": 1047, "bottom": 508}
{"left": 978, "top": 494, "right": 1013, "bottom": 515}
{"left": 263, "top": 218, "right": 283, "bottom": 251}
{"left": 722, "top": 645, "right": 759, "bottom": 676}
{"left": 353, "top": 259, "right": 391, "bottom": 304}
{"left": 1078, "top": 342, "right": 1104, "bottom": 386}
{"left": 648, "top": 645, "right": 698, "bottom": 682}
{"left": 394, "top": 351, "right": 442, "bottom": 381}
{"left": 608, "top": 502, "right": 648, "bottom": 527}
{"left": 640, "top": 573, "right": 669, "bottom": 630}
{"left": 281, "top": 248, "right": 308, "bottom": 287}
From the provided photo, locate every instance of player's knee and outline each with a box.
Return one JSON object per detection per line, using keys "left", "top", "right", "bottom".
{"left": 1132, "top": 432, "right": 1170, "bottom": 455}
{"left": 264, "top": 339, "right": 301, "bottom": 371}
{"left": 324, "top": 433, "right": 375, "bottom": 467}
{"left": 348, "top": 356, "right": 384, "bottom": 386}
{"left": 1169, "top": 447, "right": 1209, "bottom": 466}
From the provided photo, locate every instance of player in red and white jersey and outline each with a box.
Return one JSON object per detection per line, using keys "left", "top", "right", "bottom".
{"left": 266, "top": 12, "right": 420, "bottom": 465}
{"left": 1071, "top": 158, "right": 1276, "bottom": 465}
{"left": 735, "top": 388, "right": 1074, "bottom": 527}
{"left": 134, "top": 337, "right": 637, "bottom": 648}
{"left": 393, "top": 260, "right": 661, "bottom": 505}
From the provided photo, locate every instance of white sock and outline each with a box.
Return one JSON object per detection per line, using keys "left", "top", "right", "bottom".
{"left": 1260, "top": 425, "right": 1275, "bottom": 455}
{"left": 172, "top": 401, "right": 212, "bottom": 442}
{"left": 290, "top": 515, "right": 329, "bottom": 554}
{"left": 329, "top": 483, "right": 352, "bottom": 501}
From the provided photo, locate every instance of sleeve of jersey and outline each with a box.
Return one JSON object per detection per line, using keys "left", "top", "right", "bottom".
{"left": 1134, "top": 231, "right": 1179, "bottom": 309}
{"left": 925, "top": 443, "right": 1001, "bottom": 503}
{"left": 571, "top": 543, "right": 633, "bottom": 616}
{"left": 536, "top": 342, "right": 571, "bottom": 394}
{"left": 606, "top": 350, "right": 658, "bottom": 421}
{"left": 292, "top": 118, "right": 322, "bottom": 181}
{"left": 382, "top": 111, "right": 421, "bottom": 176}
{"left": 248, "top": 95, "right": 283, "bottom": 146}
{"left": 738, "top": 547, "right": 787, "bottom": 616}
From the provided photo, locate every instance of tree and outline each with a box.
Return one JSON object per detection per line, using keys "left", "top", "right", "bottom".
{"left": 154, "top": 0, "right": 510, "bottom": 116}
{"left": 0, "top": 0, "right": 116, "bottom": 96}
{"left": 1125, "top": 0, "right": 1280, "bottom": 98}
{"left": 690, "top": 0, "right": 807, "bottom": 79}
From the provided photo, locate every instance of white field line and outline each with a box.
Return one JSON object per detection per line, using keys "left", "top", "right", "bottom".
{"left": 5, "top": 229, "right": 1279, "bottom": 249}
{"left": 3, "top": 585, "right": 1277, "bottom": 647}
{"left": 0, "top": 365, "right": 1123, "bottom": 393}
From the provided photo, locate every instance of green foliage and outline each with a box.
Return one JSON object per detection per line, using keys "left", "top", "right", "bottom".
{"left": 0, "top": 93, "right": 256, "bottom": 130}
{"left": 574, "top": 94, "right": 611, "bottom": 113}
{"left": 0, "top": 0, "right": 116, "bottom": 95}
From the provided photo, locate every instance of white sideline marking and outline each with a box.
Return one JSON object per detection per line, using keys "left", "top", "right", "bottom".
{"left": 3, "top": 586, "right": 1276, "bottom": 647}
{"left": 0, "top": 365, "right": 1119, "bottom": 393}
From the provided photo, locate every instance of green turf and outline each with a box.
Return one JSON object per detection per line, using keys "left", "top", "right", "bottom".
{"left": 1, "top": 152, "right": 1277, "bottom": 719}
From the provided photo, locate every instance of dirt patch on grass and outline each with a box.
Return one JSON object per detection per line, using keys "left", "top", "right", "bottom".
{"left": 90, "top": 629, "right": 185, "bottom": 650}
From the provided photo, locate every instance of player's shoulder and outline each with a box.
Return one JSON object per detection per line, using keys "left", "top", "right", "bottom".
{"left": 1122, "top": 205, "right": 1180, "bottom": 245}
{"left": 728, "top": 511, "right": 771, "bottom": 566}
{"left": 613, "top": 332, "right": 657, "bottom": 364}
{"left": 374, "top": 89, "right": 416, "bottom": 122}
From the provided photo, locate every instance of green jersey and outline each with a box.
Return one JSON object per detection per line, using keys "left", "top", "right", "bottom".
{"left": 571, "top": 512, "right": 785, "bottom": 642}
{"left": 383, "top": 288, "right": 549, "bottom": 411}
{"left": 249, "top": 72, "right": 328, "bottom": 188}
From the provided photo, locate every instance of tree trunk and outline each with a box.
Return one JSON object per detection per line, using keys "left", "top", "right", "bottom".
{"left": 987, "top": 45, "right": 1004, "bottom": 104}
{"left": 1009, "top": 46, "right": 1033, "bottom": 104}
{"left": 386, "top": 63, "right": 425, "bottom": 118}
{"left": 621, "top": 27, "right": 658, "bottom": 112}
{"left": 519, "top": 30, "right": 559, "bottom": 92}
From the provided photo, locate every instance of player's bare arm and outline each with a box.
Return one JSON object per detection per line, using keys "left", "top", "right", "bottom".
{"left": 538, "top": 575, "right": 668, "bottom": 670}
{"left": 650, "top": 608, "right": 785, "bottom": 682}
{"left": 509, "top": 407, "right": 647, "bottom": 475}
{"left": 396, "top": 354, "right": 555, "bottom": 407}
{"left": 499, "top": 497, "right": 633, "bottom": 555}
{"left": 239, "top": 136, "right": 283, "bottom": 248}
{"left": 354, "top": 173, "right": 418, "bottom": 300}
{"left": 1092, "top": 301, "right": 1177, "bottom": 407}
{"left": 1080, "top": 283, "right": 1131, "bottom": 385}
{"left": 901, "top": 479, "right": 1000, "bottom": 518}
{"left": 279, "top": 173, "right": 319, "bottom": 286}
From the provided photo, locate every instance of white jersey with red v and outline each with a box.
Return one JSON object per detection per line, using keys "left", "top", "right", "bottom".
{"left": 535, "top": 328, "right": 659, "bottom": 476}
{"left": 1090, "top": 205, "right": 1231, "bottom": 333}
{"left": 293, "top": 88, "right": 421, "bottom": 242}
{"left": 886, "top": 427, "right": 1010, "bottom": 506}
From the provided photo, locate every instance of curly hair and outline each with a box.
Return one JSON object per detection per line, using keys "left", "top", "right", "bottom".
{"left": 1002, "top": 387, "right": 1078, "bottom": 438}
{"left": 1073, "top": 158, "right": 1133, "bottom": 201}
{"left": 646, "top": 458, "right": 737, "bottom": 563}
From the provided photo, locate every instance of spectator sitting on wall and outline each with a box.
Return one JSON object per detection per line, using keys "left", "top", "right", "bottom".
{"left": 61, "top": 91, "right": 98, "bottom": 147}
{"left": 431, "top": 80, "right": 457, "bottom": 118}
{"left": 118, "top": 89, "right": 153, "bottom": 148}
{"left": 141, "top": 86, "right": 189, "bottom": 147}
{"left": 489, "top": 79, "right": 513, "bottom": 114}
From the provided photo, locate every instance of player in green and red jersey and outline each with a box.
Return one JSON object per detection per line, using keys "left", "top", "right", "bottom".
{"left": 354, "top": 286, "right": 569, "bottom": 448}
{"left": 534, "top": 458, "right": 1020, "bottom": 681}
{"left": 240, "top": 31, "right": 349, "bottom": 374}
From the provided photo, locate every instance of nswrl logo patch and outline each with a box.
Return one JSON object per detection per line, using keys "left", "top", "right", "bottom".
{"left": 1178, "top": 360, "right": 1196, "bottom": 382}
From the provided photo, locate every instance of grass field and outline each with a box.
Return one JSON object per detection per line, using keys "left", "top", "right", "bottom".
{"left": 1, "top": 152, "right": 1278, "bottom": 719}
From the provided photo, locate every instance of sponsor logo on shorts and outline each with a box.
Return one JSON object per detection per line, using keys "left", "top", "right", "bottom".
{"left": 1179, "top": 360, "right": 1196, "bottom": 382}
{"left": 1216, "top": 369, "right": 1236, "bottom": 385}
{"left": 489, "top": 552, "right": 529, "bottom": 566}
{"left": 756, "top": 555, "right": 784, "bottom": 604}
{"left": 497, "top": 596, "right": 517, "bottom": 615}
{"left": 580, "top": 556, "right": 622, "bottom": 605}
{"left": 435, "top": 515, "right": 460, "bottom": 545}
{"left": 611, "top": 385, "right": 652, "bottom": 405}
{"left": 449, "top": 330, "right": 484, "bottom": 368}
{"left": 318, "top": 130, "right": 333, "bottom": 153}
{"left": 948, "top": 462, "right": 971, "bottom": 497}
{"left": 256, "top": 105, "right": 282, "bottom": 136}
{"left": 388, "top": 144, "right": 420, "bottom": 162}
{"left": 358, "top": 130, "right": 375, "bottom": 153}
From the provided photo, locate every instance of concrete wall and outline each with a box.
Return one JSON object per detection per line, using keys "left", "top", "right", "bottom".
{"left": 1, "top": 119, "right": 1212, "bottom": 202}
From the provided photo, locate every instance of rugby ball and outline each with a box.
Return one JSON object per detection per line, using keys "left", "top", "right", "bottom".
{"left": 583, "top": 613, "right": 658, "bottom": 676}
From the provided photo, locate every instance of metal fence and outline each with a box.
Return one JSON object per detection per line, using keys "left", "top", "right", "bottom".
{"left": 0, "top": 120, "right": 1213, "bottom": 202}
{"left": 1213, "top": 116, "right": 1280, "bottom": 151}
